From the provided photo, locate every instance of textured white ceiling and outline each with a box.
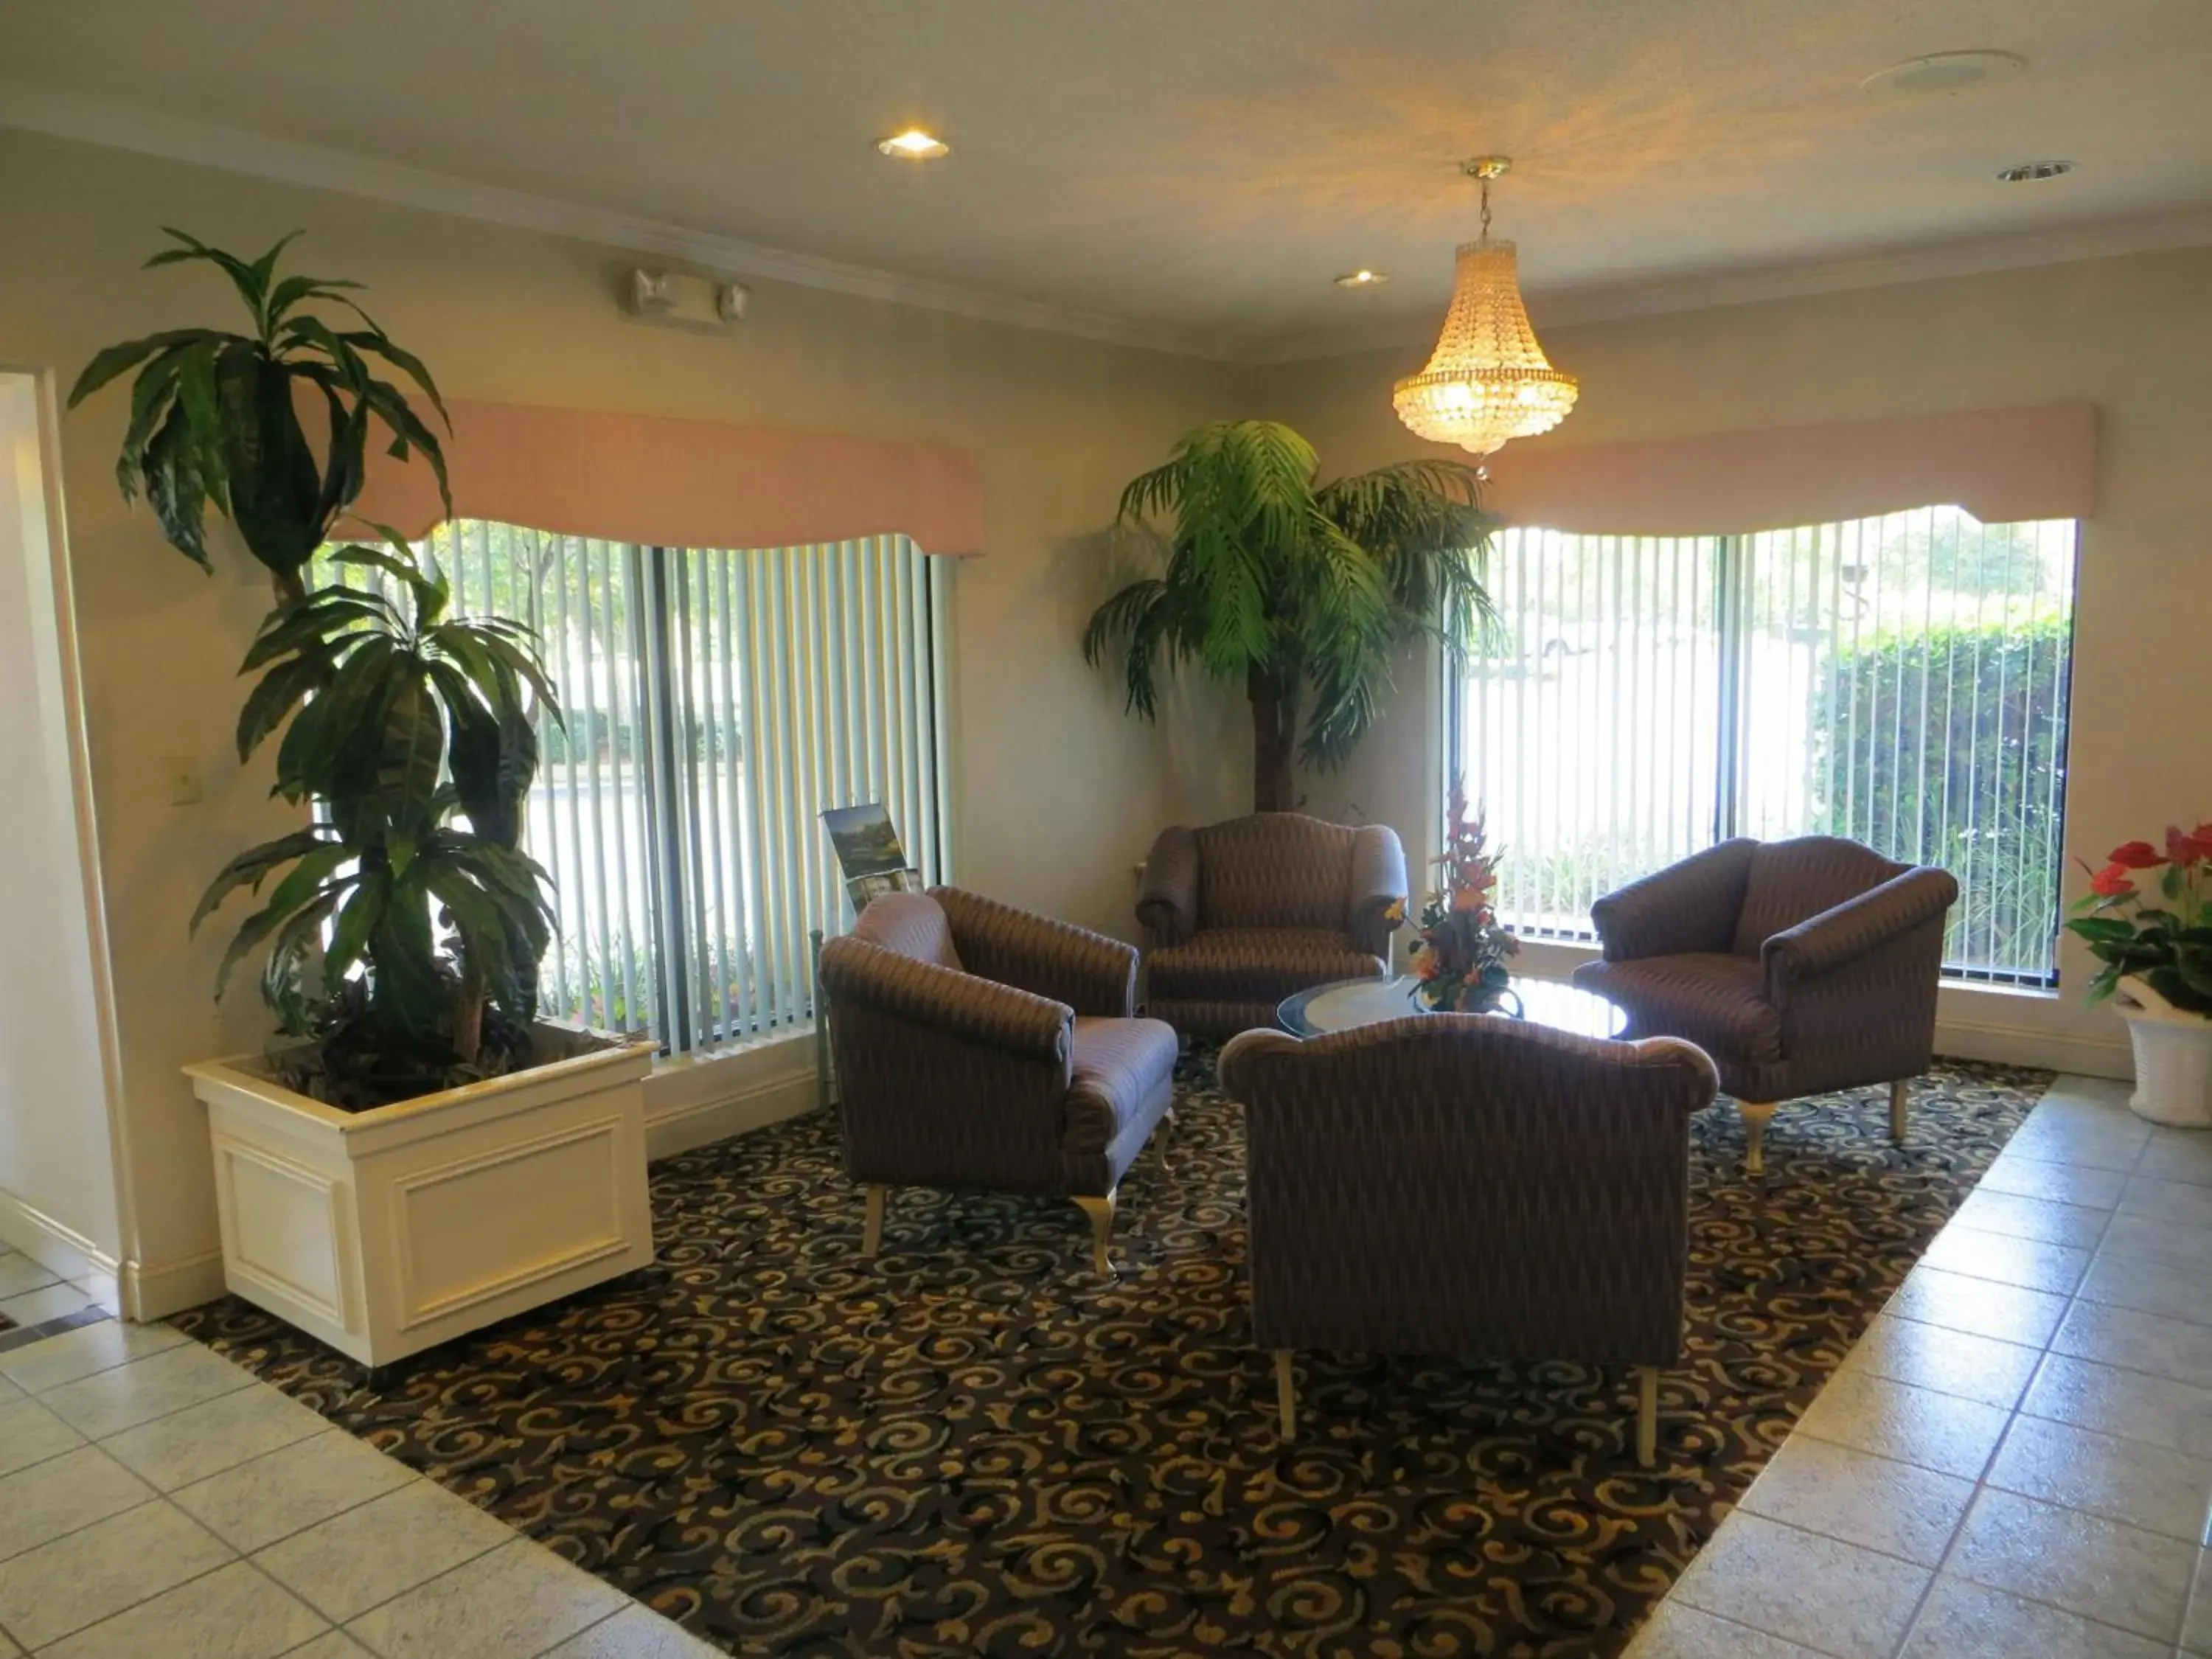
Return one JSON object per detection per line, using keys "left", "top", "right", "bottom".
{"left": 3, "top": 0, "right": 2208, "bottom": 356}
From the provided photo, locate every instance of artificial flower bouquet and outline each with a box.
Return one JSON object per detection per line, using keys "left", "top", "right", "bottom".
{"left": 2067, "top": 823, "right": 2212, "bottom": 1015}
{"left": 1408, "top": 785, "right": 1520, "bottom": 1012}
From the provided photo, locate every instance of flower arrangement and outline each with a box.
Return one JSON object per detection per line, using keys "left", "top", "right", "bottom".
{"left": 1408, "top": 785, "right": 1520, "bottom": 1012}
{"left": 2067, "top": 824, "right": 2212, "bottom": 1016}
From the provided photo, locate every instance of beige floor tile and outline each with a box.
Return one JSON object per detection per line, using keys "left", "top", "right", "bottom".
{"left": 1883, "top": 1265, "right": 2070, "bottom": 1346}
{"left": 1736, "top": 1433, "right": 1973, "bottom": 1565}
{"left": 1978, "top": 1155, "right": 2129, "bottom": 1208}
{"left": 2053, "top": 1298, "right": 2212, "bottom": 1388}
{"left": 1954, "top": 1186, "right": 2114, "bottom": 1247}
{"left": 544, "top": 1604, "right": 730, "bottom": 1658}
{"left": 2025, "top": 1353, "right": 2212, "bottom": 1459}
{"left": 1669, "top": 1512, "right": 1929, "bottom": 1659}
{"left": 101, "top": 1382, "right": 330, "bottom": 1491}
{"left": 279, "top": 1632, "right": 375, "bottom": 1659}
{"left": 0, "top": 1395, "right": 86, "bottom": 1478}
{"left": 1837, "top": 1315, "right": 2045, "bottom": 1411}
{"left": 253, "top": 1479, "right": 512, "bottom": 1621}
{"left": 1793, "top": 1366, "right": 2012, "bottom": 1479}
{"left": 1919, "top": 1222, "right": 2092, "bottom": 1295}
{"left": 2120, "top": 1175, "right": 2212, "bottom": 1225}
{"left": 2076, "top": 1252, "right": 2212, "bottom": 1328}
{"left": 2098, "top": 1214, "right": 2212, "bottom": 1273}
{"left": 39, "top": 1343, "right": 257, "bottom": 1439}
{"left": 344, "top": 1537, "right": 628, "bottom": 1659}
{"left": 2181, "top": 1548, "right": 2212, "bottom": 1654}
{"left": 0, "top": 1621, "right": 18, "bottom": 1655}
{"left": 1951, "top": 1487, "right": 2194, "bottom": 1642}
{"left": 0, "top": 1499, "right": 234, "bottom": 1649}
{"left": 1902, "top": 1574, "right": 2168, "bottom": 1659}
{"left": 2137, "top": 1133, "right": 2212, "bottom": 1189}
{"left": 1622, "top": 1602, "right": 1828, "bottom": 1659}
{"left": 1987, "top": 1413, "right": 2212, "bottom": 1542}
{"left": 35, "top": 1560, "right": 329, "bottom": 1659}
{"left": 176, "top": 1429, "right": 418, "bottom": 1551}
{"left": 2003, "top": 1118, "right": 2150, "bottom": 1173}
{"left": 0, "top": 1447, "right": 156, "bottom": 1562}
{"left": 0, "top": 1252, "right": 60, "bottom": 1298}
{"left": 0, "top": 1283, "right": 96, "bottom": 1327}
{"left": 0, "top": 1320, "right": 188, "bottom": 1394}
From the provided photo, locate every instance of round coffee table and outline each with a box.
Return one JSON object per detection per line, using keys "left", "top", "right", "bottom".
{"left": 1277, "top": 974, "right": 1626, "bottom": 1040}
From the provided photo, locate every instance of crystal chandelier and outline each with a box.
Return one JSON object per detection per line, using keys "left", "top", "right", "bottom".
{"left": 1394, "top": 158, "right": 1578, "bottom": 456}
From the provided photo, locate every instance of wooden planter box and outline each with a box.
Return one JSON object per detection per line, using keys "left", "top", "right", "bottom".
{"left": 184, "top": 1025, "right": 657, "bottom": 1367}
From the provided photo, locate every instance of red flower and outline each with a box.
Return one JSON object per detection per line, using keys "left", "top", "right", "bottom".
{"left": 2166, "top": 825, "right": 2212, "bottom": 868}
{"left": 2088, "top": 863, "right": 2138, "bottom": 900}
{"left": 2110, "top": 841, "right": 2166, "bottom": 869}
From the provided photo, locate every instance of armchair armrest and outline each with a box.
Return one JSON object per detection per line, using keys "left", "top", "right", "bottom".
{"left": 1346, "top": 824, "right": 1409, "bottom": 959}
{"left": 1218, "top": 1026, "right": 1301, "bottom": 1100}
{"left": 1762, "top": 867, "right": 1960, "bottom": 984}
{"left": 1136, "top": 826, "right": 1199, "bottom": 947}
{"left": 931, "top": 886, "right": 1138, "bottom": 1017}
{"left": 818, "top": 936, "right": 1071, "bottom": 1063}
{"left": 1590, "top": 839, "right": 1757, "bottom": 961}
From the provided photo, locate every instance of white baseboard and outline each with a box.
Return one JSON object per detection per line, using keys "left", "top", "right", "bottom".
{"left": 645, "top": 1068, "right": 819, "bottom": 1160}
{"left": 0, "top": 1188, "right": 122, "bottom": 1313}
{"left": 1936, "top": 1017, "right": 2133, "bottom": 1080}
{"left": 123, "top": 1248, "right": 227, "bottom": 1323}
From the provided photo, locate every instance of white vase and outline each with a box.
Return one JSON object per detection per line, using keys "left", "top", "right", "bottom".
{"left": 2115, "top": 975, "right": 2212, "bottom": 1130}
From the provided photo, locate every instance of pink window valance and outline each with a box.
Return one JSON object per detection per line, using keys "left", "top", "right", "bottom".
{"left": 1478, "top": 403, "right": 2097, "bottom": 536}
{"left": 344, "top": 397, "right": 985, "bottom": 555}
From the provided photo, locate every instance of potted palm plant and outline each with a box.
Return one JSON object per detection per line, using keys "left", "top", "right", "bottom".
{"left": 1085, "top": 420, "right": 1495, "bottom": 810}
{"left": 73, "top": 232, "right": 655, "bottom": 1365}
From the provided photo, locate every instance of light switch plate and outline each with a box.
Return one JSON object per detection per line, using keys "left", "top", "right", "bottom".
{"left": 165, "top": 755, "right": 203, "bottom": 806}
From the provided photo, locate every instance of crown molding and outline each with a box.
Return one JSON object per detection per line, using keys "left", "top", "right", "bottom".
{"left": 9, "top": 78, "right": 2211, "bottom": 370}
{"left": 0, "top": 80, "right": 1231, "bottom": 362}
{"left": 1244, "top": 205, "right": 2212, "bottom": 364}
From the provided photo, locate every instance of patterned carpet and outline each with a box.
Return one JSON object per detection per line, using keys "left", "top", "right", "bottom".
{"left": 173, "top": 1047, "right": 2051, "bottom": 1658}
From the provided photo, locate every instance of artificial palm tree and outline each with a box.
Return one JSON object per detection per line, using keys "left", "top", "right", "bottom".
{"left": 1085, "top": 420, "right": 1495, "bottom": 811}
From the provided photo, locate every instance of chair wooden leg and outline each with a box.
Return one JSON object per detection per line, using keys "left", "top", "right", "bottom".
{"left": 861, "top": 1184, "right": 887, "bottom": 1257}
{"left": 1889, "top": 1078, "right": 1910, "bottom": 1146}
{"left": 1635, "top": 1365, "right": 1659, "bottom": 1468}
{"left": 1273, "top": 1350, "right": 1296, "bottom": 1440}
{"left": 1073, "top": 1192, "right": 1118, "bottom": 1278}
{"left": 1737, "top": 1100, "right": 1778, "bottom": 1175}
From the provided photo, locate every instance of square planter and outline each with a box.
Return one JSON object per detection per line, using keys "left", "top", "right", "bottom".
{"left": 184, "top": 1023, "right": 657, "bottom": 1367}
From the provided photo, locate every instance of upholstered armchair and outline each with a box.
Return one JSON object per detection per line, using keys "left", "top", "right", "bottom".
{"left": 1573, "top": 836, "right": 1959, "bottom": 1173}
{"left": 1219, "top": 1015, "right": 1718, "bottom": 1465}
{"left": 818, "top": 887, "right": 1178, "bottom": 1273}
{"left": 1137, "top": 813, "right": 1408, "bottom": 1037}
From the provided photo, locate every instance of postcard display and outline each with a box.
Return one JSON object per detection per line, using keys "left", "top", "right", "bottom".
{"left": 813, "top": 805, "right": 926, "bottom": 1112}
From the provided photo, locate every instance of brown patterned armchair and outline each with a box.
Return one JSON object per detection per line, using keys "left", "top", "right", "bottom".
{"left": 1573, "top": 837, "right": 1959, "bottom": 1174}
{"left": 1219, "top": 1016, "right": 1718, "bottom": 1465}
{"left": 818, "top": 887, "right": 1178, "bottom": 1274}
{"left": 1138, "top": 813, "right": 1408, "bottom": 1038}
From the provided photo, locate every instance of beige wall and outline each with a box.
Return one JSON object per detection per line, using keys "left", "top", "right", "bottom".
{"left": 0, "top": 130, "right": 1246, "bottom": 1301}
{"left": 0, "top": 372, "right": 122, "bottom": 1287}
{"left": 1251, "top": 244, "right": 2212, "bottom": 1075}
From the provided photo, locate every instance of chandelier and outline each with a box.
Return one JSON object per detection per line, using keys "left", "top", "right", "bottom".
{"left": 1394, "top": 157, "right": 1579, "bottom": 456}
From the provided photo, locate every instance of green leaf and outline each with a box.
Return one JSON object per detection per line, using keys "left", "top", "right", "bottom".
{"left": 67, "top": 329, "right": 220, "bottom": 409}
{"left": 190, "top": 828, "right": 333, "bottom": 933}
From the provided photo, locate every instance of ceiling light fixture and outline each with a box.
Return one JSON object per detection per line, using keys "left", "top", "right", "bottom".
{"left": 1997, "top": 159, "right": 2074, "bottom": 184}
{"left": 1862, "top": 49, "right": 2025, "bottom": 97}
{"left": 1334, "top": 269, "right": 1389, "bottom": 288}
{"left": 877, "top": 128, "right": 950, "bottom": 160}
{"left": 1392, "top": 157, "right": 1577, "bottom": 458}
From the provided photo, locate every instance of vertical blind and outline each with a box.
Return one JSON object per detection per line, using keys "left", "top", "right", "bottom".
{"left": 1451, "top": 506, "right": 2077, "bottom": 984}
{"left": 333, "top": 524, "right": 947, "bottom": 1052}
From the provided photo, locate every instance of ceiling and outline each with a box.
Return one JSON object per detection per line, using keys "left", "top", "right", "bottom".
{"left": 4, "top": 0, "right": 2210, "bottom": 359}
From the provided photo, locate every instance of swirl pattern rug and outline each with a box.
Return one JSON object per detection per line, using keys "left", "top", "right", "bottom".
{"left": 171, "top": 1050, "right": 2050, "bottom": 1657}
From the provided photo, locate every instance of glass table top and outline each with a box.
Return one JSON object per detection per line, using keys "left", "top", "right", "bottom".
{"left": 1276, "top": 975, "right": 1627, "bottom": 1040}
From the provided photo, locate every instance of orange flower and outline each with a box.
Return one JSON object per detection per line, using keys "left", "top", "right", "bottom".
{"left": 2110, "top": 840, "right": 2166, "bottom": 869}
{"left": 2088, "top": 862, "right": 2137, "bottom": 900}
{"left": 1450, "top": 886, "right": 1484, "bottom": 913}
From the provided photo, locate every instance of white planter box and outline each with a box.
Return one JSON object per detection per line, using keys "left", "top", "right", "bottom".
{"left": 184, "top": 1024, "right": 658, "bottom": 1367}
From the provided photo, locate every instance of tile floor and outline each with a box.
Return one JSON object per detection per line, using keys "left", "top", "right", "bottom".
{"left": 0, "top": 1313, "right": 720, "bottom": 1657}
{"left": 1631, "top": 1074, "right": 2212, "bottom": 1659}
{"left": 4, "top": 1072, "right": 2206, "bottom": 1658}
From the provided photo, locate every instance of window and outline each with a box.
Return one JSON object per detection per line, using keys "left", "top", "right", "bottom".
{"left": 1448, "top": 507, "right": 2077, "bottom": 984}
{"left": 335, "top": 524, "right": 947, "bottom": 1052}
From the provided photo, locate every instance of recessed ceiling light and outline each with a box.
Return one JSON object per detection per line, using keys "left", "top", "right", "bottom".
{"left": 1997, "top": 159, "right": 2075, "bottom": 184}
{"left": 1334, "top": 269, "right": 1389, "bottom": 288}
{"left": 1862, "top": 49, "right": 2025, "bottom": 97}
{"left": 877, "top": 128, "right": 950, "bottom": 160}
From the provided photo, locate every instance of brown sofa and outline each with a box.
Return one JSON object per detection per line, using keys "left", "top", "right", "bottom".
{"left": 1219, "top": 1015, "right": 1718, "bottom": 1464}
{"left": 818, "top": 887, "right": 1178, "bottom": 1274}
{"left": 1138, "top": 813, "right": 1408, "bottom": 1037}
{"left": 1573, "top": 836, "right": 1959, "bottom": 1173}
